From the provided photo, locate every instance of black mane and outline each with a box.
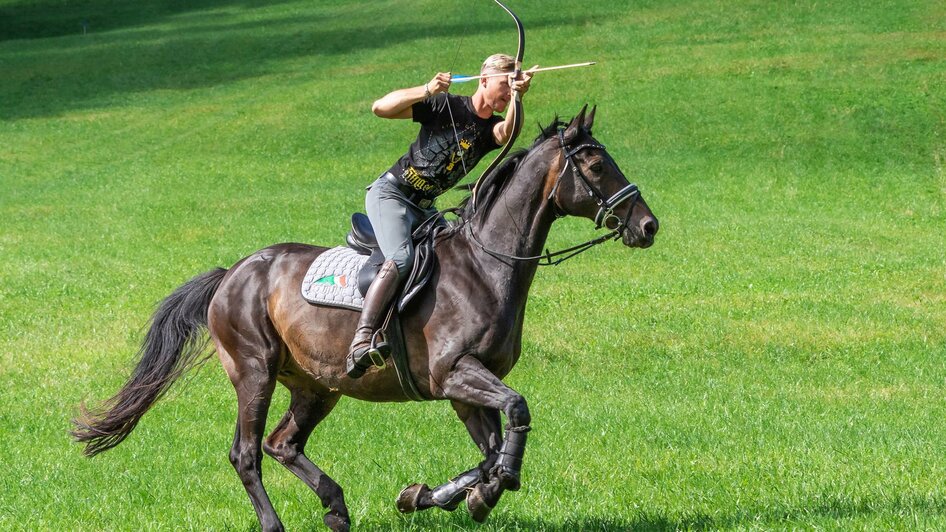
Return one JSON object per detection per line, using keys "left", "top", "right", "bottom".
{"left": 451, "top": 117, "right": 569, "bottom": 226}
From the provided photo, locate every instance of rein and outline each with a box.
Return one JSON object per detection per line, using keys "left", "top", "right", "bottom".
{"left": 468, "top": 223, "right": 621, "bottom": 266}
{"left": 465, "top": 128, "right": 640, "bottom": 267}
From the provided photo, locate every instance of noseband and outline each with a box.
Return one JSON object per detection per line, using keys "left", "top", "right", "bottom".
{"left": 551, "top": 127, "right": 641, "bottom": 232}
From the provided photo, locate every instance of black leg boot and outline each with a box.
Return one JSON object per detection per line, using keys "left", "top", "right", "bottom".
{"left": 346, "top": 260, "right": 400, "bottom": 378}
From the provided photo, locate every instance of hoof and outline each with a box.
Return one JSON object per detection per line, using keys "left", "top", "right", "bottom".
{"left": 396, "top": 483, "right": 429, "bottom": 513}
{"left": 323, "top": 511, "right": 350, "bottom": 532}
{"left": 466, "top": 484, "right": 494, "bottom": 523}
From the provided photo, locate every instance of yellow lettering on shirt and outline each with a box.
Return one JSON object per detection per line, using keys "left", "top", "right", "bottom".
{"left": 403, "top": 167, "right": 437, "bottom": 193}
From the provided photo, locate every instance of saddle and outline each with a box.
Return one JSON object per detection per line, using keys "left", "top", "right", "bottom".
{"left": 340, "top": 212, "right": 445, "bottom": 401}
{"left": 346, "top": 212, "right": 445, "bottom": 311}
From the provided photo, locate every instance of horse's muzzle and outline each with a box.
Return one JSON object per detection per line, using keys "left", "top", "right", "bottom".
{"left": 622, "top": 215, "right": 658, "bottom": 248}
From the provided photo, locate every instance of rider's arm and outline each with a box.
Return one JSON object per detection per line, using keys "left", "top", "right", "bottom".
{"left": 493, "top": 102, "right": 519, "bottom": 145}
{"left": 372, "top": 73, "right": 452, "bottom": 120}
{"left": 491, "top": 69, "right": 534, "bottom": 145}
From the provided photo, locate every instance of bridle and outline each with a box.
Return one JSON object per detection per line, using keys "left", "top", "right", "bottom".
{"left": 467, "top": 127, "right": 642, "bottom": 266}
{"left": 550, "top": 127, "right": 641, "bottom": 232}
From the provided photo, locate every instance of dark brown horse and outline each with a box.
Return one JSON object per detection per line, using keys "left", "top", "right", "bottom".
{"left": 73, "top": 106, "right": 658, "bottom": 531}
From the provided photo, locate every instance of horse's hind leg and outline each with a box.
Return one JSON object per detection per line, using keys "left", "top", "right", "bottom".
{"left": 397, "top": 402, "right": 501, "bottom": 514}
{"left": 219, "top": 343, "right": 282, "bottom": 532}
{"left": 264, "top": 382, "right": 349, "bottom": 532}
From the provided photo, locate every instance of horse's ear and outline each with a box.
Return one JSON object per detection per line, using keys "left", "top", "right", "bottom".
{"left": 564, "top": 104, "right": 588, "bottom": 142}
{"left": 583, "top": 105, "right": 596, "bottom": 131}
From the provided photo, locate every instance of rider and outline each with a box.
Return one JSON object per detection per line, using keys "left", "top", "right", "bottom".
{"left": 346, "top": 53, "right": 534, "bottom": 378}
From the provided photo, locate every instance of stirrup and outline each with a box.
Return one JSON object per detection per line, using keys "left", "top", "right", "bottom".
{"left": 368, "top": 329, "right": 389, "bottom": 368}
{"left": 346, "top": 331, "right": 390, "bottom": 379}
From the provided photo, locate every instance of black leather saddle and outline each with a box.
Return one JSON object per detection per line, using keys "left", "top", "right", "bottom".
{"left": 346, "top": 213, "right": 445, "bottom": 311}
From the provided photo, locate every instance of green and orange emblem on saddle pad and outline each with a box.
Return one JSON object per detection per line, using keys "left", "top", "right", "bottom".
{"left": 314, "top": 274, "right": 349, "bottom": 287}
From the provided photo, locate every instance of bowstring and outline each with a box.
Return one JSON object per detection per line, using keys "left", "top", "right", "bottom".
{"left": 443, "top": 17, "right": 469, "bottom": 179}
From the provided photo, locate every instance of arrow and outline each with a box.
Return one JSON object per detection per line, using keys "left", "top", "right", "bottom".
{"left": 451, "top": 61, "right": 596, "bottom": 83}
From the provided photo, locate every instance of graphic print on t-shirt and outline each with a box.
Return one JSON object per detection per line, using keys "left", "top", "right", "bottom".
{"left": 388, "top": 94, "right": 502, "bottom": 196}
{"left": 404, "top": 122, "right": 479, "bottom": 192}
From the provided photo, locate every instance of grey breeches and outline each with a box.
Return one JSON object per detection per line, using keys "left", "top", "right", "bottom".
{"left": 365, "top": 174, "right": 439, "bottom": 278}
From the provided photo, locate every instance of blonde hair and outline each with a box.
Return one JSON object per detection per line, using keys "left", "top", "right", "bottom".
{"left": 480, "top": 53, "right": 515, "bottom": 75}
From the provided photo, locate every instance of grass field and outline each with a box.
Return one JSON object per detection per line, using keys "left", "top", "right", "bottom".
{"left": 2, "top": 0, "right": 945, "bottom": 529}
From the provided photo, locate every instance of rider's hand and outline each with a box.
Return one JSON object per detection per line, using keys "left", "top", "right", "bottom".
{"left": 510, "top": 64, "right": 538, "bottom": 95}
{"left": 426, "top": 72, "right": 452, "bottom": 97}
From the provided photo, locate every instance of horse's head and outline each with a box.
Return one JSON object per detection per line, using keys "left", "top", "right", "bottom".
{"left": 548, "top": 105, "right": 658, "bottom": 249}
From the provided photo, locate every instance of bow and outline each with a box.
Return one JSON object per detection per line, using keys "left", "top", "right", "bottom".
{"left": 470, "top": 0, "right": 525, "bottom": 211}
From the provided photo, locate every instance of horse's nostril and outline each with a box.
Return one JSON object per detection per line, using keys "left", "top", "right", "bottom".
{"left": 641, "top": 218, "right": 657, "bottom": 237}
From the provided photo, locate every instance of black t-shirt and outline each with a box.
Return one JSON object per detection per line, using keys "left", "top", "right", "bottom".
{"left": 387, "top": 93, "right": 503, "bottom": 197}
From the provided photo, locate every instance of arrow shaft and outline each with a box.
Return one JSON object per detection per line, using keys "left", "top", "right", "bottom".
{"left": 451, "top": 61, "right": 596, "bottom": 83}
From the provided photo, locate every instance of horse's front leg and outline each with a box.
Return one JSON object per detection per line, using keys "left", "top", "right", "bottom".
{"left": 440, "top": 355, "right": 531, "bottom": 522}
{"left": 396, "top": 402, "right": 502, "bottom": 514}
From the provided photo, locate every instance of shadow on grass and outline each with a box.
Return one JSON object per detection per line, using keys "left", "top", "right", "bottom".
{"left": 0, "top": 0, "right": 573, "bottom": 120}
{"left": 345, "top": 492, "right": 946, "bottom": 530}
{"left": 0, "top": 0, "right": 299, "bottom": 41}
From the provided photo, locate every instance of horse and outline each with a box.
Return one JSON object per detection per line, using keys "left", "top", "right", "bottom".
{"left": 72, "top": 105, "right": 659, "bottom": 531}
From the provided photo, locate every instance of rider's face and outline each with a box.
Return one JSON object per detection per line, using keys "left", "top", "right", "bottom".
{"left": 481, "top": 75, "right": 512, "bottom": 113}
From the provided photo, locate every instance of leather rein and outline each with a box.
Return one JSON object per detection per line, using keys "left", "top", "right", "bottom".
{"left": 467, "top": 127, "right": 641, "bottom": 266}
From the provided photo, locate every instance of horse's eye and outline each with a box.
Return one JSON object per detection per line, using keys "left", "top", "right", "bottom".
{"left": 590, "top": 161, "right": 603, "bottom": 172}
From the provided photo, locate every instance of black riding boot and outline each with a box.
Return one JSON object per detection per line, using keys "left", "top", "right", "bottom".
{"left": 346, "top": 260, "right": 400, "bottom": 378}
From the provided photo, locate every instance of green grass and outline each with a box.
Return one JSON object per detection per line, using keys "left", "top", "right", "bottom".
{"left": 2, "top": 0, "right": 945, "bottom": 529}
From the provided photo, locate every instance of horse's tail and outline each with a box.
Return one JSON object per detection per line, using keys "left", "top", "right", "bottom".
{"left": 71, "top": 267, "right": 228, "bottom": 457}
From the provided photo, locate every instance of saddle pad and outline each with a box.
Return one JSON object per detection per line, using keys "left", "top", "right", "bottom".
{"left": 301, "top": 247, "right": 369, "bottom": 311}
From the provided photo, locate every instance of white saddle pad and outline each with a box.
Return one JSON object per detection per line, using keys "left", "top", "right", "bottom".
{"left": 300, "top": 247, "right": 370, "bottom": 311}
